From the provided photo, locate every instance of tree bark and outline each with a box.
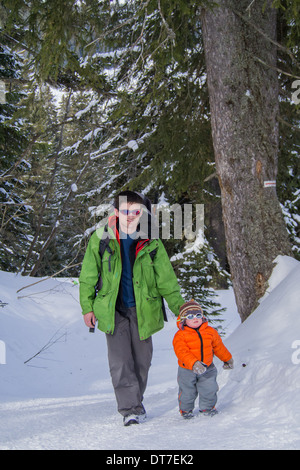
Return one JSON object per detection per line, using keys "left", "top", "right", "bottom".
{"left": 201, "top": 0, "right": 292, "bottom": 321}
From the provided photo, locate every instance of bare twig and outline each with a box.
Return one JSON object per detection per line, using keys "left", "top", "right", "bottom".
{"left": 16, "top": 262, "right": 81, "bottom": 294}
{"left": 24, "top": 327, "right": 67, "bottom": 364}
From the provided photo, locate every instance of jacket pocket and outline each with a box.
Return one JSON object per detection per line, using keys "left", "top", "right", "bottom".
{"left": 140, "top": 261, "right": 157, "bottom": 290}
{"left": 93, "top": 290, "right": 114, "bottom": 333}
{"left": 144, "top": 293, "right": 164, "bottom": 322}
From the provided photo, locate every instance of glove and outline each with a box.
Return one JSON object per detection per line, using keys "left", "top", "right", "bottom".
{"left": 193, "top": 361, "right": 207, "bottom": 375}
{"left": 223, "top": 358, "right": 234, "bottom": 370}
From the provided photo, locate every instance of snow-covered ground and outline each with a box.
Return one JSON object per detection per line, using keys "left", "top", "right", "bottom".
{"left": 0, "top": 255, "right": 299, "bottom": 450}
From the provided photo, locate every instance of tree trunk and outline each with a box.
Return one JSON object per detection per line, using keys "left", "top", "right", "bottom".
{"left": 201, "top": 0, "right": 292, "bottom": 322}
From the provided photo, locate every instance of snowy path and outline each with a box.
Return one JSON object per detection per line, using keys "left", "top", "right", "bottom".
{"left": 1, "top": 257, "right": 300, "bottom": 450}
{"left": 1, "top": 377, "right": 297, "bottom": 450}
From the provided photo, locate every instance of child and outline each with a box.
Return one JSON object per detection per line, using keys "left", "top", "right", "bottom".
{"left": 173, "top": 300, "right": 233, "bottom": 418}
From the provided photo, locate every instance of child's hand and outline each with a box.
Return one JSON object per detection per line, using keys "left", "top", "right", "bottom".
{"left": 192, "top": 361, "right": 207, "bottom": 375}
{"left": 223, "top": 358, "right": 234, "bottom": 370}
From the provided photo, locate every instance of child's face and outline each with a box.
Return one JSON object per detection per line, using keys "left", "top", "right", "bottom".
{"left": 185, "top": 316, "right": 203, "bottom": 329}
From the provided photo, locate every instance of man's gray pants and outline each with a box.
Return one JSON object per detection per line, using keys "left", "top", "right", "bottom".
{"left": 106, "top": 308, "right": 153, "bottom": 417}
{"left": 177, "top": 363, "right": 219, "bottom": 412}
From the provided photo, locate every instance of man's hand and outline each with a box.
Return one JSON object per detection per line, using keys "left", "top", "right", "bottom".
{"left": 84, "top": 311, "right": 96, "bottom": 328}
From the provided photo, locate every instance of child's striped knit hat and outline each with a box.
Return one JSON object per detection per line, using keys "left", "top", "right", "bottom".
{"left": 179, "top": 300, "right": 203, "bottom": 319}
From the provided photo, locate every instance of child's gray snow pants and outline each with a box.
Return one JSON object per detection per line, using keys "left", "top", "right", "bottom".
{"left": 105, "top": 307, "right": 153, "bottom": 417}
{"left": 177, "top": 363, "right": 219, "bottom": 412}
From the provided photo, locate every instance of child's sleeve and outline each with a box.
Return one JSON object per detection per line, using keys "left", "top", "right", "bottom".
{"left": 212, "top": 330, "right": 232, "bottom": 363}
{"left": 172, "top": 332, "right": 198, "bottom": 370}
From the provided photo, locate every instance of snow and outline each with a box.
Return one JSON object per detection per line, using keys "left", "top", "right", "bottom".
{"left": 0, "top": 255, "right": 300, "bottom": 450}
{"left": 127, "top": 140, "right": 139, "bottom": 151}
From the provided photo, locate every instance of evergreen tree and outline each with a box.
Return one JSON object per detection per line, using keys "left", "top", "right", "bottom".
{"left": 0, "top": 39, "right": 32, "bottom": 271}
{"left": 171, "top": 230, "right": 230, "bottom": 331}
{"left": 276, "top": 1, "right": 300, "bottom": 260}
{"left": 0, "top": 0, "right": 298, "bottom": 293}
{"left": 201, "top": 0, "right": 296, "bottom": 321}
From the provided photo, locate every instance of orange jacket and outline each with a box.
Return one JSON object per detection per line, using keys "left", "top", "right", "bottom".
{"left": 173, "top": 319, "right": 232, "bottom": 370}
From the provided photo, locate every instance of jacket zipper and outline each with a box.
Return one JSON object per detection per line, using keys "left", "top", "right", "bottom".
{"left": 195, "top": 328, "right": 204, "bottom": 363}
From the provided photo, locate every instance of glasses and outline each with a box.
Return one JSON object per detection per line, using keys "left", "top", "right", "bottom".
{"left": 184, "top": 312, "right": 203, "bottom": 320}
{"left": 119, "top": 209, "right": 141, "bottom": 216}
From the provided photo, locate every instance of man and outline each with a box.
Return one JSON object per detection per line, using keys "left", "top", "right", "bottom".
{"left": 79, "top": 190, "right": 185, "bottom": 426}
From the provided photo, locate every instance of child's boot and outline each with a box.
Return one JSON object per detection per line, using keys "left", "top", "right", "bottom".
{"left": 180, "top": 410, "right": 194, "bottom": 419}
{"left": 199, "top": 407, "right": 218, "bottom": 417}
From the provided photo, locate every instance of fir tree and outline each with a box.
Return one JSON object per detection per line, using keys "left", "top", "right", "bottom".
{"left": 171, "top": 230, "right": 230, "bottom": 331}
{"left": 1, "top": 0, "right": 299, "bottom": 288}
{"left": 0, "top": 40, "right": 32, "bottom": 271}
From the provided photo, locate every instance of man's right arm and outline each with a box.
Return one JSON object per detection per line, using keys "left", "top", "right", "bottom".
{"left": 83, "top": 311, "right": 96, "bottom": 328}
{"left": 79, "top": 233, "right": 101, "bottom": 316}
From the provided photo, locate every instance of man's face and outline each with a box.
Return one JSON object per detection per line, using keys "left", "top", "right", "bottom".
{"left": 115, "top": 202, "right": 142, "bottom": 234}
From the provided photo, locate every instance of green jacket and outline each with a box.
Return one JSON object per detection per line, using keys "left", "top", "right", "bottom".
{"left": 79, "top": 218, "right": 185, "bottom": 340}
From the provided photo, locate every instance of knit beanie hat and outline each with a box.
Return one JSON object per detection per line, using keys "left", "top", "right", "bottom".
{"left": 179, "top": 300, "right": 203, "bottom": 319}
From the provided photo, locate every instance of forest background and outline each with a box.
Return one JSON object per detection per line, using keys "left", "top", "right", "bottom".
{"left": 0, "top": 0, "right": 299, "bottom": 323}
